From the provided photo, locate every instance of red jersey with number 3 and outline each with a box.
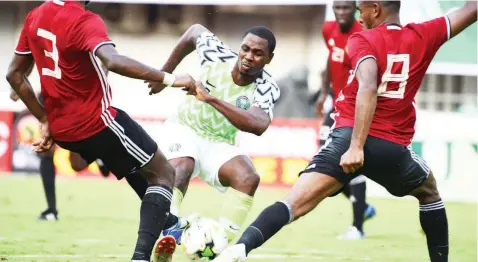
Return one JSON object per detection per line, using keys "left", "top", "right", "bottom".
{"left": 15, "top": 0, "right": 116, "bottom": 142}
{"left": 333, "top": 17, "right": 451, "bottom": 146}
{"left": 322, "top": 21, "right": 362, "bottom": 100}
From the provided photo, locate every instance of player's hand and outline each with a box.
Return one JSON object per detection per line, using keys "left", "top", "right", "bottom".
{"left": 10, "top": 90, "right": 20, "bottom": 102}
{"left": 172, "top": 73, "right": 195, "bottom": 89}
{"left": 339, "top": 146, "right": 364, "bottom": 174}
{"left": 145, "top": 73, "right": 196, "bottom": 95}
{"left": 32, "top": 120, "right": 55, "bottom": 153}
{"left": 145, "top": 80, "right": 167, "bottom": 95}
{"left": 316, "top": 100, "right": 325, "bottom": 119}
{"left": 185, "top": 82, "right": 212, "bottom": 102}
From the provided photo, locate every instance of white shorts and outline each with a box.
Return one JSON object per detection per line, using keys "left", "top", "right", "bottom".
{"left": 156, "top": 120, "right": 249, "bottom": 193}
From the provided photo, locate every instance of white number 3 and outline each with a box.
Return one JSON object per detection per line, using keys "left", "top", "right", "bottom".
{"left": 377, "top": 54, "right": 409, "bottom": 99}
{"left": 37, "top": 28, "right": 62, "bottom": 79}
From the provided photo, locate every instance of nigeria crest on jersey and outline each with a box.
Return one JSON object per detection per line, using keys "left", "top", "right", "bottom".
{"left": 236, "top": 96, "right": 251, "bottom": 110}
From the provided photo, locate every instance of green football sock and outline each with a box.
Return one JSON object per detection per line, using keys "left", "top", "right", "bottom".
{"left": 218, "top": 188, "right": 254, "bottom": 242}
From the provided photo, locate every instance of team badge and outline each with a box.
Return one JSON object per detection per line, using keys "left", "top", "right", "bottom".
{"left": 236, "top": 96, "right": 251, "bottom": 110}
{"left": 169, "top": 143, "right": 182, "bottom": 153}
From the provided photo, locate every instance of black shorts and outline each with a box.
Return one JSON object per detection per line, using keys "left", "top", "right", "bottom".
{"left": 301, "top": 127, "right": 430, "bottom": 197}
{"left": 56, "top": 108, "right": 157, "bottom": 179}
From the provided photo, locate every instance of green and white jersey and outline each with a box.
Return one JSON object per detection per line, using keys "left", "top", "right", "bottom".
{"left": 171, "top": 32, "right": 280, "bottom": 145}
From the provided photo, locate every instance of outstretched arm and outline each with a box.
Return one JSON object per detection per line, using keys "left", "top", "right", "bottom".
{"left": 448, "top": 0, "right": 477, "bottom": 38}
{"left": 161, "top": 24, "right": 210, "bottom": 73}
{"left": 96, "top": 45, "right": 194, "bottom": 92}
{"left": 96, "top": 45, "right": 167, "bottom": 82}
{"left": 6, "top": 55, "right": 46, "bottom": 123}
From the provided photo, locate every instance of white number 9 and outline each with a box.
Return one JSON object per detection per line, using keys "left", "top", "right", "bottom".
{"left": 37, "top": 28, "right": 62, "bottom": 79}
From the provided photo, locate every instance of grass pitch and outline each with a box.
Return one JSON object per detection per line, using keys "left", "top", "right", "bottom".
{"left": 0, "top": 174, "right": 476, "bottom": 262}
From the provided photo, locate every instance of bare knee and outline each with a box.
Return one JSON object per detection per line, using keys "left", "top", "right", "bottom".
{"left": 218, "top": 156, "right": 260, "bottom": 196}
{"left": 409, "top": 172, "right": 441, "bottom": 204}
{"left": 170, "top": 157, "right": 195, "bottom": 194}
{"left": 283, "top": 172, "right": 343, "bottom": 221}
{"left": 69, "top": 153, "right": 88, "bottom": 171}
{"left": 140, "top": 150, "right": 176, "bottom": 188}
{"left": 230, "top": 171, "right": 260, "bottom": 196}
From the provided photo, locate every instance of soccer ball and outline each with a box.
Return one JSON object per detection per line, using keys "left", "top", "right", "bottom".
{"left": 181, "top": 217, "right": 228, "bottom": 260}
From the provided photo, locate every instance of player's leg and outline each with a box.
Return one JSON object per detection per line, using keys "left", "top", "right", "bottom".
{"left": 215, "top": 172, "right": 343, "bottom": 261}
{"left": 69, "top": 152, "right": 89, "bottom": 171}
{"left": 338, "top": 175, "right": 376, "bottom": 239}
{"left": 215, "top": 128, "right": 353, "bottom": 261}
{"left": 95, "top": 159, "right": 110, "bottom": 178}
{"left": 151, "top": 122, "right": 203, "bottom": 262}
{"left": 125, "top": 172, "right": 149, "bottom": 200}
{"left": 159, "top": 157, "right": 195, "bottom": 243}
{"left": 132, "top": 148, "right": 176, "bottom": 260}
{"left": 69, "top": 152, "right": 146, "bottom": 199}
{"left": 409, "top": 172, "right": 448, "bottom": 262}
{"left": 341, "top": 182, "right": 351, "bottom": 198}
{"left": 121, "top": 134, "right": 175, "bottom": 262}
{"left": 397, "top": 149, "right": 448, "bottom": 262}
{"left": 67, "top": 108, "right": 176, "bottom": 262}
{"left": 38, "top": 146, "right": 57, "bottom": 221}
{"left": 363, "top": 138, "right": 447, "bottom": 262}
{"left": 168, "top": 157, "right": 195, "bottom": 216}
{"left": 216, "top": 155, "right": 259, "bottom": 242}
{"left": 154, "top": 121, "right": 199, "bottom": 218}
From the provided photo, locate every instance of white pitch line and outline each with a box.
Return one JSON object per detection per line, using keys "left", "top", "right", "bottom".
{"left": 258, "top": 248, "right": 371, "bottom": 260}
{"left": 260, "top": 247, "right": 336, "bottom": 255}
{"left": 4, "top": 254, "right": 85, "bottom": 258}
{"left": 249, "top": 253, "right": 325, "bottom": 260}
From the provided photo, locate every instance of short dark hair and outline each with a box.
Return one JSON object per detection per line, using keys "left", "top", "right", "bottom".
{"left": 243, "top": 26, "right": 276, "bottom": 55}
{"left": 333, "top": 1, "right": 356, "bottom": 8}
{"left": 382, "top": 1, "right": 400, "bottom": 13}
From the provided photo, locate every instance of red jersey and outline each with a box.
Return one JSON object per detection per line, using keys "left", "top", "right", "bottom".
{"left": 334, "top": 17, "right": 451, "bottom": 146}
{"left": 15, "top": 0, "right": 116, "bottom": 142}
{"left": 322, "top": 21, "right": 363, "bottom": 100}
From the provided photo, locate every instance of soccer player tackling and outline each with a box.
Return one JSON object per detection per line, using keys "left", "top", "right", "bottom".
{"left": 146, "top": 24, "right": 279, "bottom": 259}
{"left": 6, "top": 1, "right": 192, "bottom": 261}
{"left": 316, "top": 1, "right": 376, "bottom": 239}
{"left": 215, "top": 1, "right": 477, "bottom": 261}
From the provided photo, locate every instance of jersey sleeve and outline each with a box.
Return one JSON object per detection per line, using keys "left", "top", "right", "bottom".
{"left": 15, "top": 12, "right": 33, "bottom": 55}
{"left": 71, "top": 13, "right": 115, "bottom": 55}
{"left": 418, "top": 16, "right": 451, "bottom": 57}
{"left": 347, "top": 33, "right": 376, "bottom": 74}
{"left": 196, "top": 31, "right": 237, "bottom": 67}
{"left": 322, "top": 22, "right": 333, "bottom": 44}
{"left": 322, "top": 22, "right": 334, "bottom": 53}
{"left": 322, "top": 23, "right": 329, "bottom": 43}
{"left": 251, "top": 75, "right": 281, "bottom": 121}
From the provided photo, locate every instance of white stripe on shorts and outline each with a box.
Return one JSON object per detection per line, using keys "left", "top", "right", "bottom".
{"left": 407, "top": 145, "right": 430, "bottom": 174}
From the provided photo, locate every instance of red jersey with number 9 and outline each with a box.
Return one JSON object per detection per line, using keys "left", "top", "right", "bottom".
{"left": 14, "top": 0, "right": 116, "bottom": 142}
{"left": 333, "top": 17, "right": 451, "bottom": 146}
